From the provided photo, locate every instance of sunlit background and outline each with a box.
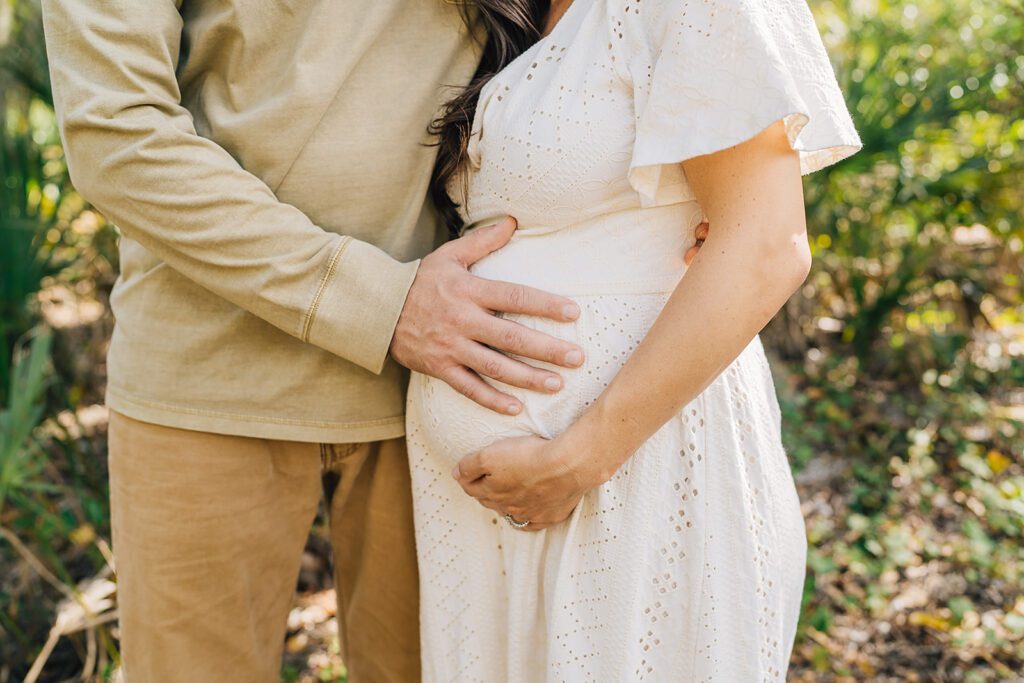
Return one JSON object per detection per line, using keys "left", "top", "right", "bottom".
{"left": 1, "top": 0, "right": 1022, "bottom": 681}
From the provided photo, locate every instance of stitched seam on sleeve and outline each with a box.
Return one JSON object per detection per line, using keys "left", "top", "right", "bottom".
{"left": 300, "top": 236, "right": 352, "bottom": 342}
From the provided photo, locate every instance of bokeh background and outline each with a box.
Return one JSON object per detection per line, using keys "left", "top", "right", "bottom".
{"left": 1, "top": 0, "right": 1022, "bottom": 681}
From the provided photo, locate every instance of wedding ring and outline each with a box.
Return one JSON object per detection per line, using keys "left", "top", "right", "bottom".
{"left": 504, "top": 513, "right": 530, "bottom": 529}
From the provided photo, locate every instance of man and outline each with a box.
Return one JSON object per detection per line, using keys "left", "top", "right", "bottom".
{"left": 41, "top": 1, "right": 706, "bottom": 680}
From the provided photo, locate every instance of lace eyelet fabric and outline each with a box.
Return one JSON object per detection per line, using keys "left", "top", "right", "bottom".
{"left": 406, "top": 0, "right": 861, "bottom": 680}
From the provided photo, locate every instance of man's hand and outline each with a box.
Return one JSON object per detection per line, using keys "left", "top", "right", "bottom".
{"left": 685, "top": 220, "right": 710, "bottom": 266}
{"left": 390, "top": 217, "right": 585, "bottom": 415}
{"left": 451, "top": 434, "right": 595, "bottom": 531}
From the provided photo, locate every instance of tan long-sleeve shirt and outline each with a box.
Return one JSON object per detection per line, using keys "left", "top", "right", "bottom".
{"left": 41, "top": 0, "right": 482, "bottom": 442}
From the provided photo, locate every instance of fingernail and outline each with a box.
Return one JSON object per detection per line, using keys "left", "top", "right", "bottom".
{"left": 565, "top": 350, "right": 583, "bottom": 366}
{"left": 507, "top": 403, "right": 522, "bottom": 415}
{"left": 562, "top": 303, "right": 580, "bottom": 319}
{"left": 451, "top": 465, "right": 460, "bottom": 479}
{"left": 544, "top": 376, "right": 561, "bottom": 391}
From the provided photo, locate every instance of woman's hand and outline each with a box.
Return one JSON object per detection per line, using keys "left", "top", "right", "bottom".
{"left": 451, "top": 434, "right": 607, "bottom": 531}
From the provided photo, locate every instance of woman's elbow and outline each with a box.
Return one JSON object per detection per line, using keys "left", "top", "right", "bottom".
{"left": 784, "top": 231, "right": 813, "bottom": 290}
{"left": 755, "top": 222, "right": 812, "bottom": 298}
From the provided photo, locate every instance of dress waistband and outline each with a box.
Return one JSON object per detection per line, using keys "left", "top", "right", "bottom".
{"left": 465, "top": 203, "right": 702, "bottom": 296}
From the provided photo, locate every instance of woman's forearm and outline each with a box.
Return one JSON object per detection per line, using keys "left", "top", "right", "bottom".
{"left": 562, "top": 218, "right": 809, "bottom": 484}
{"left": 559, "top": 121, "right": 810, "bottom": 487}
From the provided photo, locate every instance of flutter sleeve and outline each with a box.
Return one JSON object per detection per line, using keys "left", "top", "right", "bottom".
{"left": 617, "top": 0, "right": 863, "bottom": 207}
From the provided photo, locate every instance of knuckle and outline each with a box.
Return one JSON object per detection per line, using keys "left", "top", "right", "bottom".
{"left": 438, "top": 365, "right": 461, "bottom": 384}
{"left": 447, "top": 309, "right": 468, "bottom": 331}
{"left": 482, "top": 396, "right": 506, "bottom": 412}
{"left": 501, "top": 327, "right": 525, "bottom": 351}
{"left": 451, "top": 274, "right": 476, "bottom": 300}
{"left": 475, "top": 451, "right": 493, "bottom": 472}
{"left": 504, "top": 285, "right": 526, "bottom": 310}
{"left": 543, "top": 343, "right": 565, "bottom": 364}
{"left": 454, "top": 379, "right": 478, "bottom": 400}
{"left": 481, "top": 357, "right": 505, "bottom": 378}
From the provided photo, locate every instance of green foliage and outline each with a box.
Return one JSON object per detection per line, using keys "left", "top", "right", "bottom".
{"left": 0, "top": 103, "right": 64, "bottom": 402}
{"left": 0, "top": 327, "right": 52, "bottom": 514}
{"left": 799, "top": 0, "right": 1024, "bottom": 372}
{"left": 0, "top": 0, "right": 50, "bottom": 104}
{"left": 2, "top": 0, "right": 68, "bottom": 403}
{"left": 777, "top": 1, "right": 1024, "bottom": 678}
{"left": 1, "top": 4, "right": 117, "bottom": 678}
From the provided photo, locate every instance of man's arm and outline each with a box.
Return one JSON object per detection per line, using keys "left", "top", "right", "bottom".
{"left": 42, "top": 0, "right": 412, "bottom": 373}
{"left": 42, "top": 0, "right": 585, "bottom": 400}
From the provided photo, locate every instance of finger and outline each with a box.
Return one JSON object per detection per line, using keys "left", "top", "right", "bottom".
{"left": 476, "top": 498, "right": 504, "bottom": 513}
{"left": 455, "top": 462, "right": 499, "bottom": 498}
{"left": 453, "top": 450, "right": 490, "bottom": 483}
{"left": 473, "top": 315, "right": 583, "bottom": 372}
{"left": 449, "top": 216, "right": 517, "bottom": 266}
{"left": 495, "top": 513, "right": 549, "bottom": 531}
{"left": 512, "top": 510, "right": 571, "bottom": 532}
{"left": 440, "top": 366, "right": 522, "bottom": 416}
{"left": 462, "top": 341, "right": 564, "bottom": 393}
{"left": 508, "top": 515, "right": 552, "bottom": 532}
{"left": 695, "top": 221, "right": 710, "bottom": 240}
{"left": 473, "top": 278, "right": 581, "bottom": 324}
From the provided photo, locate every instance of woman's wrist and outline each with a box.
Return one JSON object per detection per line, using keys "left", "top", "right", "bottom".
{"left": 556, "top": 399, "right": 642, "bottom": 489}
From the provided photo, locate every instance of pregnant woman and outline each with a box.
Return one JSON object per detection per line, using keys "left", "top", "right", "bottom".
{"left": 405, "top": 0, "right": 861, "bottom": 679}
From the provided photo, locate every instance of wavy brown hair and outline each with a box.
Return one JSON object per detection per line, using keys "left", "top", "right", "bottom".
{"left": 429, "top": 0, "right": 550, "bottom": 236}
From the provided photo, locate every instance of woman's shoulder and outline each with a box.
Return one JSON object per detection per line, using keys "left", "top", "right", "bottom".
{"left": 615, "top": 0, "right": 862, "bottom": 201}
{"left": 606, "top": 0, "right": 821, "bottom": 51}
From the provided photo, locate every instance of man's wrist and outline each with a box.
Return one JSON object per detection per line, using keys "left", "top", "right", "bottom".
{"left": 305, "top": 238, "right": 421, "bottom": 374}
{"left": 385, "top": 258, "right": 423, "bottom": 362}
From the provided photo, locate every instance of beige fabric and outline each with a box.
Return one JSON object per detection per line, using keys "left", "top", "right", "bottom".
{"left": 107, "top": 409, "right": 421, "bottom": 682}
{"left": 41, "top": 0, "right": 482, "bottom": 442}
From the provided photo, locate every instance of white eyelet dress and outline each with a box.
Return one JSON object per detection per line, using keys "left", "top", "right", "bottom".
{"left": 405, "top": 0, "right": 862, "bottom": 680}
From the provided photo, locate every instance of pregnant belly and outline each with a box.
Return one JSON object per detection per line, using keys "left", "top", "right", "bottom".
{"left": 406, "top": 292, "right": 673, "bottom": 467}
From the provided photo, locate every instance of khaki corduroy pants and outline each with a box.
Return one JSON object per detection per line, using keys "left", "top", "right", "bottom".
{"left": 106, "top": 409, "right": 420, "bottom": 682}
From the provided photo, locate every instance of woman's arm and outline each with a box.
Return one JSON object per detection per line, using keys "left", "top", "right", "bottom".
{"left": 566, "top": 120, "right": 809, "bottom": 480}
{"left": 453, "top": 120, "right": 810, "bottom": 529}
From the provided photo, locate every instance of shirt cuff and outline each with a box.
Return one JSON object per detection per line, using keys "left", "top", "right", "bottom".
{"left": 303, "top": 237, "right": 421, "bottom": 375}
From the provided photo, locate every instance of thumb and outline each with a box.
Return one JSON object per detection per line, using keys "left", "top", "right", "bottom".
{"left": 451, "top": 216, "right": 517, "bottom": 267}
{"left": 453, "top": 451, "right": 487, "bottom": 483}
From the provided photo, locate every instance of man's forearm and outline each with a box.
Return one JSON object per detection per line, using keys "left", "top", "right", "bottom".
{"left": 41, "top": 0, "right": 413, "bottom": 373}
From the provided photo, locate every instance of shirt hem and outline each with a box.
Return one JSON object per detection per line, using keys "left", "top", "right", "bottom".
{"left": 105, "top": 388, "right": 407, "bottom": 443}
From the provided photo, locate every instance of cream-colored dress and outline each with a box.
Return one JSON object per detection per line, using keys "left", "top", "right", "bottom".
{"left": 405, "top": 0, "right": 861, "bottom": 680}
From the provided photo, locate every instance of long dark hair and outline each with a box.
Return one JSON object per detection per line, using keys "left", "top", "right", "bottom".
{"left": 429, "top": 1, "right": 550, "bottom": 236}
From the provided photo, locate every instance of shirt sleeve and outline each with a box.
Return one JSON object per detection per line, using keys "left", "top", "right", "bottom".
{"left": 40, "top": 0, "right": 420, "bottom": 375}
{"left": 616, "top": 0, "right": 863, "bottom": 207}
